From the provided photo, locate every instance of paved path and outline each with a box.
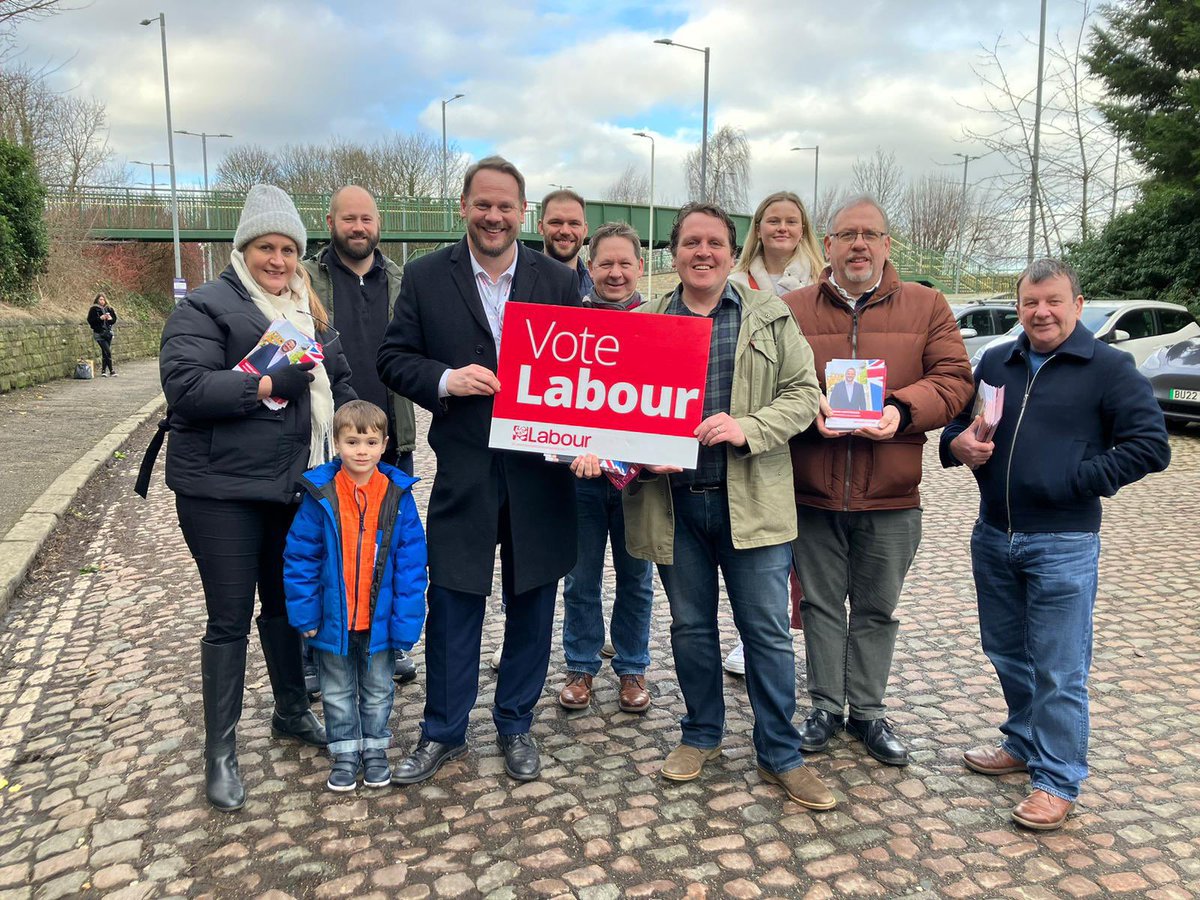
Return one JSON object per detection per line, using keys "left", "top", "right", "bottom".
{"left": 0, "top": 359, "right": 163, "bottom": 538}
{"left": 0, "top": 412, "right": 1197, "bottom": 899}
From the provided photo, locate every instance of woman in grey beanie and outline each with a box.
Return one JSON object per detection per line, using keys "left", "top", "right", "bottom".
{"left": 154, "top": 184, "right": 356, "bottom": 811}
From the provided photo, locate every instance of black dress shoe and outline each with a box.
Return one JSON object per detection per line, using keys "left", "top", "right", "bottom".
{"left": 846, "top": 716, "right": 909, "bottom": 766}
{"left": 391, "top": 737, "right": 468, "bottom": 785}
{"left": 799, "top": 708, "right": 844, "bottom": 753}
{"left": 497, "top": 732, "right": 542, "bottom": 781}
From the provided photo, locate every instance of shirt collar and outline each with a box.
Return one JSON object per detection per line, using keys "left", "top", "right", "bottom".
{"left": 669, "top": 281, "right": 741, "bottom": 313}
{"left": 829, "top": 271, "right": 882, "bottom": 305}
{"left": 469, "top": 246, "right": 518, "bottom": 284}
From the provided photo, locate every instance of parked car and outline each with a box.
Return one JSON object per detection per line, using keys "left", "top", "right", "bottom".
{"left": 1139, "top": 336, "right": 1200, "bottom": 429}
{"left": 968, "top": 300, "right": 1200, "bottom": 370}
{"left": 954, "top": 303, "right": 1020, "bottom": 357}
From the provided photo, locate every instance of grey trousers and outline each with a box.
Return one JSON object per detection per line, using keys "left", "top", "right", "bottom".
{"left": 791, "top": 506, "right": 922, "bottom": 720}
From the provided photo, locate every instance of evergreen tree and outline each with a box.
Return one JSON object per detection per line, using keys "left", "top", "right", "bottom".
{"left": 1085, "top": 0, "right": 1200, "bottom": 189}
{"left": 0, "top": 139, "right": 49, "bottom": 304}
{"left": 1070, "top": 1, "right": 1200, "bottom": 312}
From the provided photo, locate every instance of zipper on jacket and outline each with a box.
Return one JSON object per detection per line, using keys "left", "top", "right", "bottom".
{"left": 1003, "top": 354, "right": 1057, "bottom": 536}
{"left": 350, "top": 485, "right": 367, "bottom": 630}
{"left": 842, "top": 307, "right": 860, "bottom": 511}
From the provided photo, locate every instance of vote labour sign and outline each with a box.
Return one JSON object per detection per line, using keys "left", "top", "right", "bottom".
{"left": 488, "top": 302, "right": 712, "bottom": 468}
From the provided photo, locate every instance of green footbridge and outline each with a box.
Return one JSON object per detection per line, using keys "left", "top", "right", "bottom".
{"left": 45, "top": 186, "right": 1015, "bottom": 295}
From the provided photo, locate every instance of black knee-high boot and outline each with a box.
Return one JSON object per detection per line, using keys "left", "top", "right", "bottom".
{"left": 201, "top": 637, "right": 247, "bottom": 811}
{"left": 256, "top": 615, "right": 327, "bottom": 747}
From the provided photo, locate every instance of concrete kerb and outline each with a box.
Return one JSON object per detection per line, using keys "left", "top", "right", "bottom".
{"left": 0, "top": 392, "right": 166, "bottom": 617}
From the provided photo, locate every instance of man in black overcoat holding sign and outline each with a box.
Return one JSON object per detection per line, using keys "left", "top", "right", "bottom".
{"left": 377, "top": 156, "right": 580, "bottom": 783}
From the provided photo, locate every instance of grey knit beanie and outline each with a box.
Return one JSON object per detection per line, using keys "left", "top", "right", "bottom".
{"left": 233, "top": 184, "right": 307, "bottom": 252}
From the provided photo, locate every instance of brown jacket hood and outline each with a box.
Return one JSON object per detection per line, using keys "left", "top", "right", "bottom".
{"left": 782, "top": 261, "right": 973, "bottom": 511}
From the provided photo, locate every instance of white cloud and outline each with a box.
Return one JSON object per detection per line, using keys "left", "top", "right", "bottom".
{"left": 10, "top": 0, "right": 1094, "bottom": 210}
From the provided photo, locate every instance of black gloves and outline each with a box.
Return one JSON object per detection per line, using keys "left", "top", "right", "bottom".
{"left": 266, "top": 361, "right": 315, "bottom": 401}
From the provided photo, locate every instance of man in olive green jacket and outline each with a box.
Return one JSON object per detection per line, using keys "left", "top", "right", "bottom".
{"left": 620, "top": 203, "right": 833, "bottom": 810}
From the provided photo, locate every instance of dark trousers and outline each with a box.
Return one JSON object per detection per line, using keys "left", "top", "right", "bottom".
{"left": 421, "top": 580, "right": 558, "bottom": 744}
{"left": 93, "top": 334, "right": 114, "bottom": 374}
{"left": 175, "top": 495, "right": 298, "bottom": 644}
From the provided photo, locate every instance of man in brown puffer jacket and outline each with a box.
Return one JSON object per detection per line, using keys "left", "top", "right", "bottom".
{"left": 782, "top": 196, "right": 973, "bottom": 767}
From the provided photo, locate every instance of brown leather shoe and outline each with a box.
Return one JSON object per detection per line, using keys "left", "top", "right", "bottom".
{"left": 1012, "top": 789, "right": 1073, "bottom": 831}
{"left": 661, "top": 744, "right": 721, "bottom": 781}
{"left": 757, "top": 765, "right": 836, "bottom": 811}
{"left": 963, "top": 745, "right": 1028, "bottom": 776}
{"left": 618, "top": 674, "right": 651, "bottom": 713}
{"left": 558, "top": 672, "right": 593, "bottom": 710}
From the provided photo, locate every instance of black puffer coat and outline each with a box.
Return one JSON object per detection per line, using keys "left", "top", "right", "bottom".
{"left": 87, "top": 302, "right": 117, "bottom": 337}
{"left": 159, "top": 266, "right": 355, "bottom": 503}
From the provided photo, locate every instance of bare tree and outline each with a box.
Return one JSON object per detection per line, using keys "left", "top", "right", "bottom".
{"left": 0, "top": 61, "right": 111, "bottom": 190}
{"left": 850, "top": 147, "right": 904, "bottom": 214}
{"left": 0, "top": 0, "right": 68, "bottom": 24}
{"left": 812, "top": 184, "right": 849, "bottom": 235}
{"left": 214, "top": 144, "right": 282, "bottom": 191}
{"left": 960, "top": 0, "right": 1140, "bottom": 258}
{"left": 214, "top": 133, "right": 468, "bottom": 201}
{"left": 899, "top": 175, "right": 968, "bottom": 253}
{"left": 603, "top": 163, "right": 650, "bottom": 204}
{"left": 685, "top": 125, "right": 751, "bottom": 211}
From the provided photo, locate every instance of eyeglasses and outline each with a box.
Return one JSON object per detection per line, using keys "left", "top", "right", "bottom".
{"left": 830, "top": 229, "right": 888, "bottom": 245}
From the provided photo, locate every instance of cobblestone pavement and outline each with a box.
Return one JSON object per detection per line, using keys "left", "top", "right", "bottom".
{"left": 0, "top": 412, "right": 1197, "bottom": 899}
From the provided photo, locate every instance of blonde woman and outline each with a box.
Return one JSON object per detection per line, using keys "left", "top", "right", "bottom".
{"left": 158, "top": 185, "right": 356, "bottom": 811}
{"left": 723, "top": 190, "right": 822, "bottom": 674}
{"left": 730, "top": 190, "right": 824, "bottom": 297}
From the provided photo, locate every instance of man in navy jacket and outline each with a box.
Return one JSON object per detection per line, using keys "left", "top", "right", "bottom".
{"left": 941, "top": 258, "right": 1169, "bottom": 831}
{"left": 377, "top": 157, "right": 580, "bottom": 784}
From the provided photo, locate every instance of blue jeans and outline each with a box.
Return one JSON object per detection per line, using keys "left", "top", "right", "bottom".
{"left": 316, "top": 631, "right": 395, "bottom": 755}
{"left": 971, "top": 521, "right": 1100, "bottom": 801}
{"left": 656, "top": 486, "right": 802, "bottom": 774}
{"left": 562, "top": 477, "right": 654, "bottom": 676}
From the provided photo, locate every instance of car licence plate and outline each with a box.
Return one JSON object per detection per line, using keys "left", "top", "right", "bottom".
{"left": 1170, "top": 389, "right": 1200, "bottom": 403}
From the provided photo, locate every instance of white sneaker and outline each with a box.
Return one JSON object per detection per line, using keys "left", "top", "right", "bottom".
{"left": 490, "top": 645, "right": 503, "bottom": 670}
{"left": 723, "top": 641, "right": 745, "bottom": 676}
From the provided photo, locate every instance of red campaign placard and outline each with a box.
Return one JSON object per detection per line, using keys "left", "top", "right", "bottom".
{"left": 489, "top": 302, "right": 712, "bottom": 468}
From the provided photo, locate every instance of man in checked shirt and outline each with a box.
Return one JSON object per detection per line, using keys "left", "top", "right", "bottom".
{"left": 620, "top": 203, "right": 834, "bottom": 809}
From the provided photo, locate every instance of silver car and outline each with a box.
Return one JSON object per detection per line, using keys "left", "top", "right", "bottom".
{"left": 969, "top": 300, "right": 1200, "bottom": 370}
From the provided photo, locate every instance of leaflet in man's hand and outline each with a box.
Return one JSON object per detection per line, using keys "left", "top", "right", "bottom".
{"left": 824, "top": 358, "right": 886, "bottom": 431}
{"left": 543, "top": 454, "right": 644, "bottom": 490}
{"left": 972, "top": 381, "right": 1005, "bottom": 442}
{"left": 235, "top": 319, "right": 324, "bottom": 410}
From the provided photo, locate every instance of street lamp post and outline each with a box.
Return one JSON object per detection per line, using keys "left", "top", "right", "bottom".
{"left": 140, "top": 13, "right": 182, "bottom": 285}
{"left": 130, "top": 160, "right": 167, "bottom": 195}
{"left": 790, "top": 145, "right": 820, "bottom": 215}
{"left": 633, "top": 131, "right": 655, "bottom": 301}
{"left": 952, "top": 152, "right": 983, "bottom": 295}
{"left": 175, "top": 130, "right": 233, "bottom": 281}
{"left": 655, "top": 38, "right": 709, "bottom": 202}
{"left": 441, "top": 92, "right": 464, "bottom": 226}
{"left": 1027, "top": 0, "right": 1048, "bottom": 263}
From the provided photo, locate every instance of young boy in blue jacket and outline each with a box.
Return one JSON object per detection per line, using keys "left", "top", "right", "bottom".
{"left": 285, "top": 400, "right": 427, "bottom": 791}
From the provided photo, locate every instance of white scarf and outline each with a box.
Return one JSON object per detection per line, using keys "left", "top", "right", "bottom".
{"left": 747, "top": 253, "right": 814, "bottom": 296}
{"left": 230, "top": 250, "right": 334, "bottom": 467}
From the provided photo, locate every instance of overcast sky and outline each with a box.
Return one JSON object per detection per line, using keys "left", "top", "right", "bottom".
{"left": 10, "top": 0, "right": 1099, "bottom": 210}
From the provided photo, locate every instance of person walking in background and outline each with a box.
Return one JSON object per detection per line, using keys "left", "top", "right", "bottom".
{"left": 722, "top": 190, "right": 824, "bottom": 675}
{"left": 157, "top": 184, "right": 356, "bottom": 811}
{"left": 285, "top": 400, "right": 428, "bottom": 793}
{"left": 87, "top": 292, "right": 118, "bottom": 377}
